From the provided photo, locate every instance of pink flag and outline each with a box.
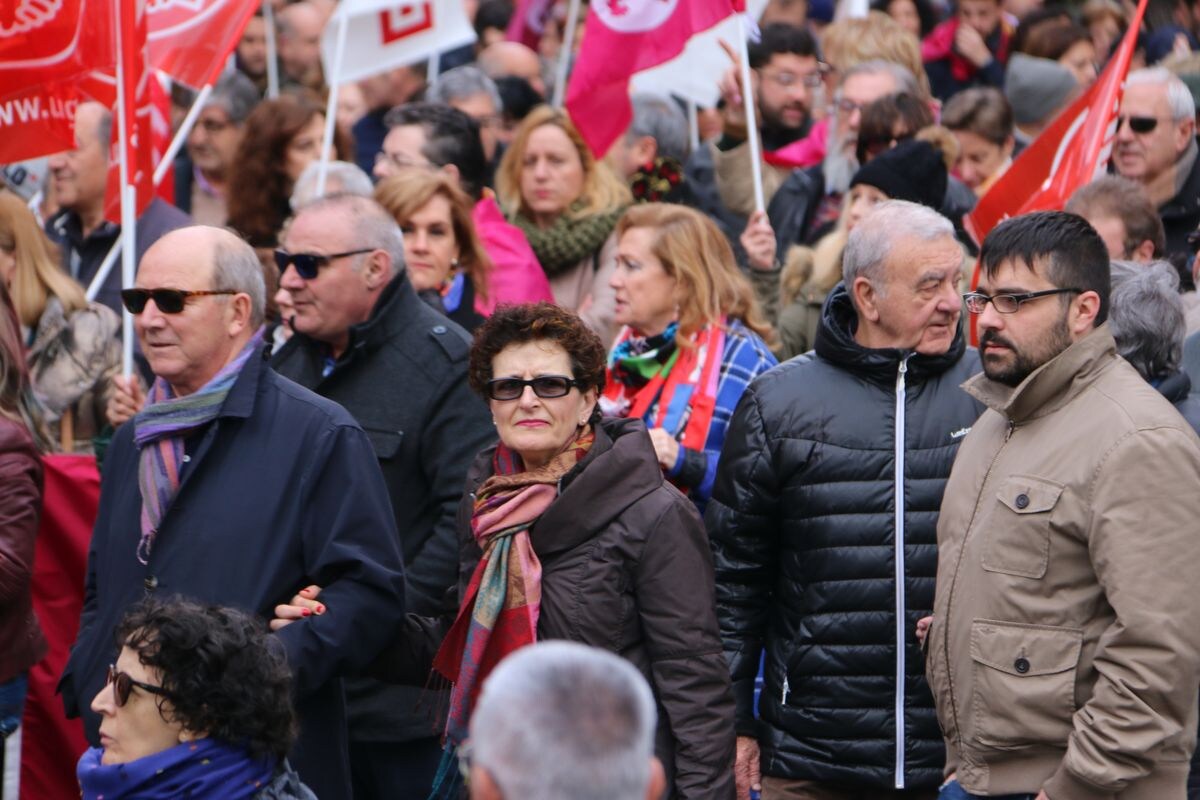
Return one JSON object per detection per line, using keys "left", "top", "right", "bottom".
{"left": 565, "top": 0, "right": 741, "bottom": 157}
{"left": 506, "top": 0, "right": 554, "bottom": 49}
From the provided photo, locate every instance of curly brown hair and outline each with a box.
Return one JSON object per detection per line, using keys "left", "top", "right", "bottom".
{"left": 468, "top": 303, "right": 607, "bottom": 408}
{"left": 115, "top": 597, "right": 297, "bottom": 760}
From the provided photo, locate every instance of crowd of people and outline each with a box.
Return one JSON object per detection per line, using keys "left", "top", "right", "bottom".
{"left": 5, "top": 0, "right": 1200, "bottom": 798}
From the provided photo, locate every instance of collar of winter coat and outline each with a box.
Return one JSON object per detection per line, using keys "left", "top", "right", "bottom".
{"left": 814, "top": 282, "right": 967, "bottom": 384}
{"left": 338, "top": 271, "right": 422, "bottom": 357}
{"left": 963, "top": 323, "right": 1117, "bottom": 423}
{"left": 469, "top": 416, "right": 666, "bottom": 560}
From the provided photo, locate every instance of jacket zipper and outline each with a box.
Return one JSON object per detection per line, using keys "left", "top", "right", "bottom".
{"left": 893, "top": 356, "right": 910, "bottom": 789}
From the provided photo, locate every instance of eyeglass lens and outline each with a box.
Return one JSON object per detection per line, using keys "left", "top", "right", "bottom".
{"left": 120, "top": 289, "right": 186, "bottom": 314}
{"left": 489, "top": 376, "right": 574, "bottom": 400}
{"left": 1117, "top": 115, "right": 1158, "bottom": 134}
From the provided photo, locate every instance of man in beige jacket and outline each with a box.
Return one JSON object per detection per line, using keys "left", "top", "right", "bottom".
{"left": 926, "top": 210, "right": 1200, "bottom": 800}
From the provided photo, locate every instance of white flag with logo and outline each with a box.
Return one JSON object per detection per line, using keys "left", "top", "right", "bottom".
{"left": 322, "top": 0, "right": 476, "bottom": 85}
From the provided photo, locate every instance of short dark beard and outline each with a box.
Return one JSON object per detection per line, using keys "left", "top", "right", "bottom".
{"left": 980, "top": 312, "right": 1073, "bottom": 387}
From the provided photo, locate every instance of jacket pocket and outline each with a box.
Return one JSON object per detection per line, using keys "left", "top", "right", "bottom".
{"left": 970, "top": 619, "right": 1081, "bottom": 747}
{"left": 980, "top": 476, "right": 1062, "bottom": 579}
{"left": 363, "top": 428, "right": 403, "bottom": 460}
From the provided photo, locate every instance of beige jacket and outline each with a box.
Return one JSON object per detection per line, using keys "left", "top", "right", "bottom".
{"left": 928, "top": 325, "right": 1200, "bottom": 800}
{"left": 547, "top": 232, "right": 620, "bottom": 347}
{"left": 712, "top": 140, "right": 792, "bottom": 219}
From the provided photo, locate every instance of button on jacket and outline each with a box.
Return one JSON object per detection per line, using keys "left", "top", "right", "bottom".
{"left": 928, "top": 325, "right": 1200, "bottom": 800}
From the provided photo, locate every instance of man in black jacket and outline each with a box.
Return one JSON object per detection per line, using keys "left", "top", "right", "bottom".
{"left": 271, "top": 194, "right": 493, "bottom": 799}
{"left": 707, "top": 200, "right": 984, "bottom": 800}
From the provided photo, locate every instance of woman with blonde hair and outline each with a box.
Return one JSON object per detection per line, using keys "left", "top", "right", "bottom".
{"left": 600, "top": 203, "right": 777, "bottom": 511}
{"left": 0, "top": 192, "right": 118, "bottom": 452}
{"left": 375, "top": 168, "right": 494, "bottom": 332}
{"left": 495, "top": 105, "right": 631, "bottom": 343}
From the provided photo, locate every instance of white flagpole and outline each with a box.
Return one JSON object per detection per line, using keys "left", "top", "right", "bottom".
{"left": 429, "top": 50, "right": 441, "bottom": 80}
{"left": 86, "top": 82, "right": 213, "bottom": 304}
{"left": 264, "top": 0, "right": 280, "bottom": 98}
{"left": 551, "top": 0, "right": 581, "bottom": 109}
{"left": 315, "top": 11, "right": 349, "bottom": 199}
{"left": 735, "top": 13, "right": 765, "bottom": 214}
{"left": 114, "top": 0, "right": 137, "bottom": 378}
{"left": 687, "top": 99, "right": 700, "bottom": 151}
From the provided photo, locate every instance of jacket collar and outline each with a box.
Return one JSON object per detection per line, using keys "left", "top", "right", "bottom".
{"left": 1161, "top": 138, "right": 1200, "bottom": 221}
{"left": 343, "top": 271, "right": 420, "bottom": 355}
{"left": 213, "top": 341, "right": 271, "bottom": 421}
{"left": 964, "top": 324, "right": 1118, "bottom": 423}
{"left": 814, "top": 282, "right": 968, "bottom": 384}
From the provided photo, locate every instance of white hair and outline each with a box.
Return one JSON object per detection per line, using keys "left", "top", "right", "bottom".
{"left": 469, "top": 642, "right": 657, "bottom": 800}
{"left": 1127, "top": 67, "right": 1196, "bottom": 122}
{"left": 293, "top": 194, "right": 404, "bottom": 278}
{"left": 1108, "top": 258, "right": 1184, "bottom": 379}
{"left": 427, "top": 65, "right": 503, "bottom": 113}
{"left": 843, "top": 200, "right": 956, "bottom": 290}
{"left": 290, "top": 161, "right": 375, "bottom": 211}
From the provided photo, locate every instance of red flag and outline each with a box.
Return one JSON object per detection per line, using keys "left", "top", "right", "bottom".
{"left": 147, "top": 0, "right": 260, "bottom": 88}
{"left": 0, "top": 81, "right": 84, "bottom": 163}
{"left": 964, "top": 0, "right": 1147, "bottom": 244}
{"left": 104, "top": 0, "right": 156, "bottom": 224}
{"left": 565, "top": 0, "right": 741, "bottom": 157}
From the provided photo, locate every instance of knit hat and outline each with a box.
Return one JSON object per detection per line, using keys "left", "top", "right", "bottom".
{"left": 1004, "top": 53, "right": 1078, "bottom": 126}
{"left": 850, "top": 139, "right": 947, "bottom": 210}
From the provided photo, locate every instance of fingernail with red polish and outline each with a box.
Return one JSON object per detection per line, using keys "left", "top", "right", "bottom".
{"left": 301, "top": 608, "right": 311, "bottom": 616}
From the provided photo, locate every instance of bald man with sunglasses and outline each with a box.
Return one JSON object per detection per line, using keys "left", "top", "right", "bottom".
{"left": 1112, "top": 67, "right": 1200, "bottom": 262}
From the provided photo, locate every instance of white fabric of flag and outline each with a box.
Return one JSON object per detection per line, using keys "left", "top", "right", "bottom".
{"left": 321, "top": 0, "right": 476, "bottom": 85}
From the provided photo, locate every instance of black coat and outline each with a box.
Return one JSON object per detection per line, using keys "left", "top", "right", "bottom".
{"left": 271, "top": 273, "right": 493, "bottom": 742}
{"left": 59, "top": 349, "right": 407, "bottom": 800}
{"left": 1160, "top": 145, "right": 1200, "bottom": 265}
{"left": 379, "top": 417, "right": 737, "bottom": 800}
{"left": 706, "top": 285, "right": 984, "bottom": 789}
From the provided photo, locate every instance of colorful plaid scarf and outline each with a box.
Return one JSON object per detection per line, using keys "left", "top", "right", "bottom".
{"left": 132, "top": 330, "right": 264, "bottom": 564}
{"left": 607, "top": 321, "right": 680, "bottom": 392}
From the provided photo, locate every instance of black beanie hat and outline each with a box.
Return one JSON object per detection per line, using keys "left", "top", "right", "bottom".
{"left": 850, "top": 139, "right": 947, "bottom": 211}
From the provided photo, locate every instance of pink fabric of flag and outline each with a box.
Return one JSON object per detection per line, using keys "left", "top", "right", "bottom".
{"left": 565, "top": 0, "right": 741, "bottom": 157}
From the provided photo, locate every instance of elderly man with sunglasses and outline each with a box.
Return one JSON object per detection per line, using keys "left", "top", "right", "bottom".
{"left": 270, "top": 193, "right": 493, "bottom": 800}
{"left": 59, "top": 225, "right": 408, "bottom": 800}
{"left": 1112, "top": 67, "right": 1200, "bottom": 262}
{"left": 927, "top": 210, "right": 1200, "bottom": 800}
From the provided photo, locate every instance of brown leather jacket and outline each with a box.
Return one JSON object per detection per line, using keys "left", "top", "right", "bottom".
{"left": 0, "top": 417, "right": 45, "bottom": 683}
{"left": 928, "top": 326, "right": 1200, "bottom": 799}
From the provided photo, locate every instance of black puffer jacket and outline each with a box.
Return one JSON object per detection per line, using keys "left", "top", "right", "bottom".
{"left": 706, "top": 285, "right": 983, "bottom": 789}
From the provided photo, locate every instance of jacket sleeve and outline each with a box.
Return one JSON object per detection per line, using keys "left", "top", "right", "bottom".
{"left": 405, "top": 376, "right": 492, "bottom": 615}
{"left": 275, "top": 423, "right": 408, "bottom": 700}
{"left": 637, "top": 494, "right": 737, "bottom": 800}
{"left": 1043, "top": 426, "right": 1200, "bottom": 800}
{"left": 705, "top": 385, "right": 782, "bottom": 738}
{"left": 0, "top": 450, "right": 41, "bottom": 606}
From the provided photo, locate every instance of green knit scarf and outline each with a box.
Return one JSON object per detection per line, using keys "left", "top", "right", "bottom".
{"left": 512, "top": 204, "right": 626, "bottom": 278}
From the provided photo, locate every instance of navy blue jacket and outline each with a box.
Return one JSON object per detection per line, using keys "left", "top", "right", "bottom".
{"left": 59, "top": 347, "right": 407, "bottom": 800}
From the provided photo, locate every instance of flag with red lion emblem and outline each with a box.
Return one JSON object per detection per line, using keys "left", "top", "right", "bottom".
{"left": 566, "top": 0, "right": 743, "bottom": 157}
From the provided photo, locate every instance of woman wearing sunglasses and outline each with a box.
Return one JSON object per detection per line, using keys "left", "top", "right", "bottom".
{"left": 80, "top": 597, "right": 314, "bottom": 800}
{"left": 275, "top": 302, "right": 737, "bottom": 799}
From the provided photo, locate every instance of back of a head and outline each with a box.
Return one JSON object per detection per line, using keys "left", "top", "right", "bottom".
{"left": 1065, "top": 175, "right": 1165, "bottom": 258}
{"left": 1108, "top": 259, "right": 1184, "bottom": 380}
{"left": 470, "top": 642, "right": 657, "bottom": 800}
{"left": 980, "top": 210, "right": 1111, "bottom": 324}
{"left": 941, "top": 87, "right": 1014, "bottom": 145}
{"left": 627, "top": 94, "right": 690, "bottom": 165}
{"left": 856, "top": 92, "right": 936, "bottom": 163}
{"left": 291, "top": 160, "right": 374, "bottom": 210}
{"left": 384, "top": 102, "right": 487, "bottom": 199}
{"left": 427, "top": 65, "right": 503, "bottom": 113}
{"left": 851, "top": 139, "right": 949, "bottom": 211}
{"left": 1004, "top": 53, "right": 1078, "bottom": 127}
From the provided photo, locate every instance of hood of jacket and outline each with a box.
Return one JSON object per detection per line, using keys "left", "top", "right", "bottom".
{"left": 814, "top": 282, "right": 968, "bottom": 385}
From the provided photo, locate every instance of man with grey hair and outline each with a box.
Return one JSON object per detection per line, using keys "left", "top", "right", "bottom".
{"left": 290, "top": 160, "right": 375, "bottom": 209}
{"left": 1113, "top": 67, "right": 1200, "bottom": 260}
{"left": 176, "top": 71, "right": 261, "bottom": 225}
{"left": 1109, "top": 258, "right": 1200, "bottom": 432}
{"left": 611, "top": 94, "right": 690, "bottom": 179}
{"left": 427, "top": 64, "right": 505, "bottom": 163}
{"left": 467, "top": 642, "right": 667, "bottom": 800}
{"left": 60, "top": 225, "right": 407, "bottom": 800}
{"left": 271, "top": 194, "right": 492, "bottom": 800}
{"left": 709, "top": 200, "right": 983, "bottom": 799}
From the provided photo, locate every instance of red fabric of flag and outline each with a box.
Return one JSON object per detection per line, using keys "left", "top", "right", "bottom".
{"left": 565, "top": 0, "right": 740, "bottom": 157}
{"left": 148, "top": 0, "right": 260, "bottom": 89}
{"left": 103, "top": 0, "right": 157, "bottom": 224}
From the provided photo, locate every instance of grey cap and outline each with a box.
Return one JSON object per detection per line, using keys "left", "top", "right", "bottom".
{"left": 1004, "top": 53, "right": 1079, "bottom": 126}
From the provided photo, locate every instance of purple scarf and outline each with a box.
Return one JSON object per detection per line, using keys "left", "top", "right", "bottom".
{"left": 77, "top": 738, "right": 275, "bottom": 800}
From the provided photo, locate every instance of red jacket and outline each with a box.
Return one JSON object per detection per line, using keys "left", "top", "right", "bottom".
{"left": 0, "top": 416, "right": 45, "bottom": 684}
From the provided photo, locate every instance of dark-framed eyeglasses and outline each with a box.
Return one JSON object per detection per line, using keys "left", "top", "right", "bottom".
{"left": 120, "top": 288, "right": 237, "bottom": 315}
{"left": 106, "top": 664, "right": 173, "bottom": 707}
{"left": 761, "top": 63, "right": 830, "bottom": 89}
{"left": 1116, "top": 115, "right": 1161, "bottom": 134}
{"left": 486, "top": 375, "right": 585, "bottom": 401}
{"left": 273, "top": 248, "right": 373, "bottom": 280}
{"left": 963, "top": 288, "right": 1083, "bottom": 314}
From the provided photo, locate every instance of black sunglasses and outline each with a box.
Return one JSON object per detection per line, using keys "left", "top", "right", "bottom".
{"left": 486, "top": 375, "right": 585, "bottom": 401}
{"left": 1116, "top": 115, "right": 1160, "bottom": 134}
{"left": 120, "top": 288, "right": 237, "bottom": 314}
{"left": 274, "top": 248, "right": 373, "bottom": 280}
{"left": 106, "top": 663, "right": 172, "bottom": 707}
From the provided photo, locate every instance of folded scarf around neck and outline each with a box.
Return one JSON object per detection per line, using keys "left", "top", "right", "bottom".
{"left": 77, "top": 738, "right": 276, "bottom": 800}
{"left": 511, "top": 204, "right": 625, "bottom": 278}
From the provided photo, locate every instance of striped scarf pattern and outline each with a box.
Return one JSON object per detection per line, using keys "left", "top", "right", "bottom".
{"left": 133, "top": 330, "right": 263, "bottom": 564}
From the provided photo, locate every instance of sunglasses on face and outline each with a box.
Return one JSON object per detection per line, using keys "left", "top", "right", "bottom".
{"left": 120, "top": 288, "right": 237, "bottom": 315}
{"left": 1116, "top": 115, "right": 1160, "bottom": 134}
{"left": 486, "top": 375, "right": 585, "bottom": 401}
{"left": 105, "top": 664, "right": 172, "bottom": 707}
{"left": 273, "top": 248, "right": 373, "bottom": 280}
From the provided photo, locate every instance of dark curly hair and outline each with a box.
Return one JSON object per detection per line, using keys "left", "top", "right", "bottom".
{"left": 468, "top": 303, "right": 607, "bottom": 419}
{"left": 115, "top": 597, "right": 297, "bottom": 760}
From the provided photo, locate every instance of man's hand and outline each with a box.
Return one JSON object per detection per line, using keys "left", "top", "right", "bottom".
{"left": 735, "top": 736, "right": 762, "bottom": 800}
{"left": 106, "top": 375, "right": 145, "bottom": 428}
{"left": 741, "top": 211, "right": 778, "bottom": 272}
{"left": 916, "top": 615, "right": 933, "bottom": 646}
{"left": 718, "top": 39, "right": 747, "bottom": 128}
{"left": 647, "top": 428, "right": 681, "bottom": 470}
{"left": 954, "top": 23, "right": 993, "bottom": 68}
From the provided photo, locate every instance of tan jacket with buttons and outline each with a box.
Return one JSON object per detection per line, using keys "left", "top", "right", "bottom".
{"left": 927, "top": 325, "right": 1200, "bottom": 800}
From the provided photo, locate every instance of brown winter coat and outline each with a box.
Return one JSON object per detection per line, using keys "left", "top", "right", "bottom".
{"left": 0, "top": 417, "right": 45, "bottom": 684}
{"left": 927, "top": 325, "right": 1200, "bottom": 800}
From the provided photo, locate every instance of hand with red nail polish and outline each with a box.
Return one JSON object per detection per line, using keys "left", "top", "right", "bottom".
{"left": 269, "top": 584, "right": 326, "bottom": 631}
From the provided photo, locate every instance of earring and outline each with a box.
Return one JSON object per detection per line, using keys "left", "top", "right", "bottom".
{"left": 451, "top": 258, "right": 460, "bottom": 269}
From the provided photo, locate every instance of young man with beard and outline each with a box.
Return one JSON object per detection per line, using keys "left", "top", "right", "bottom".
{"left": 926, "top": 210, "right": 1200, "bottom": 800}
